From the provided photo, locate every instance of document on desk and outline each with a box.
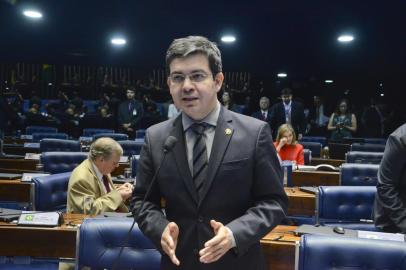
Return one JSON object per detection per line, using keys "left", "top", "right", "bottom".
{"left": 24, "top": 153, "right": 41, "bottom": 160}
{"left": 18, "top": 211, "right": 61, "bottom": 227}
{"left": 358, "top": 230, "right": 405, "bottom": 242}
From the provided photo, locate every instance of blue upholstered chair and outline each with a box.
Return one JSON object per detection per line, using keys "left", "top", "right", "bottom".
{"left": 31, "top": 172, "right": 71, "bottom": 211}
{"left": 76, "top": 218, "right": 161, "bottom": 270}
{"left": 32, "top": 133, "right": 68, "bottom": 142}
{"left": 135, "top": 129, "right": 146, "bottom": 139}
{"left": 93, "top": 133, "right": 129, "bottom": 141}
{"left": 118, "top": 140, "right": 143, "bottom": 157}
{"left": 303, "top": 149, "right": 311, "bottom": 165}
{"left": 364, "top": 138, "right": 387, "bottom": 145}
{"left": 300, "top": 141, "right": 322, "bottom": 157}
{"left": 340, "top": 163, "right": 379, "bottom": 186}
{"left": 345, "top": 151, "right": 384, "bottom": 164}
{"left": 25, "top": 126, "right": 57, "bottom": 135}
{"left": 40, "top": 152, "right": 87, "bottom": 174}
{"left": 351, "top": 143, "right": 386, "bottom": 152}
{"left": 316, "top": 186, "right": 377, "bottom": 230}
{"left": 298, "top": 234, "right": 406, "bottom": 270}
{"left": 39, "top": 138, "right": 81, "bottom": 152}
{"left": 82, "top": 128, "right": 115, "bottom": 137}
{"left": 300, "top": 136, "right": 327, "bottom": 147}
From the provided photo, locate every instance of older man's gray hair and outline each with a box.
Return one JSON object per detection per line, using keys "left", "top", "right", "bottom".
{"left": 89, "top": 137, "right": 123, "bottom": 161}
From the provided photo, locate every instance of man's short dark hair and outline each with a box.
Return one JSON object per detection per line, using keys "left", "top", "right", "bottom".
{"left": 281, "top": 88, "right": 292, "bottom": 96}
{"left": 165, "top": 36, "right": 222, "bottom": 77}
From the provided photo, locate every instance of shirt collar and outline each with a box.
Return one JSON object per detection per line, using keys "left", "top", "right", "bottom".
{"left": 182, "top": 101, "right": 221, "bottom": 131}
{"left": 284, "top": 100, "right": 292, "bottom": 109}
{"left": 90, "top": 159, "right": 103, "bottom": 180}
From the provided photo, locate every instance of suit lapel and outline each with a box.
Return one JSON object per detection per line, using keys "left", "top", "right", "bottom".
{"left": 170, "top": 116, "right": 199, "bottom": 204}
{"left": 199, "top": 107, "right": 233, "bottom": 205}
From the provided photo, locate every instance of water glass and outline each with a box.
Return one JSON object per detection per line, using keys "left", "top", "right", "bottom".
{"left": 83, "top": 195, "right": 94, "bottom": 215}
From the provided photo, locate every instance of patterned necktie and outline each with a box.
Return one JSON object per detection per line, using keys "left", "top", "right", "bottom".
{"left": 102, "top": 175, "right": 111, "bottom": 193}
{"left": 191, "top": 123, "right": 208, "bottom": 199}
{"left": 262, "top": 112, "right": 266, "bottom": 120}
{"left": 128, "top": 101, "right": 133, "bottom": 113}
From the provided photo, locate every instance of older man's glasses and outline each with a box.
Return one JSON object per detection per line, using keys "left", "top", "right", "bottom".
{"left": 169, "top": 72, "right": 212, "bottom": 84}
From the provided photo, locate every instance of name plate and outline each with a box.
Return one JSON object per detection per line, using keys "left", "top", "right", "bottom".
{"left": 25, "top": 153, "right": 41, "bottom": 160}
{"left": 18, "top": 212, "right": 62, "bottom": 227}
{"left": 21, "top": 173, "right": 50, "bottom": 182}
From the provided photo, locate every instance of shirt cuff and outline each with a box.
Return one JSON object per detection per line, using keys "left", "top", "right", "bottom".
{"left": 225, "top": 226, "right": 236, "bottom": 248}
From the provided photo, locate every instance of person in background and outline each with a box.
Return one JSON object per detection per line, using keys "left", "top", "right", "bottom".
{"left": 269, "top": 88, "right": 306, "bottom": 140}
{"left": 117, "top": 87, "right": 144, "bottom": 138}
{"left": 67, "top": 137, "right": 133, "bottom": 215}
{"left": 274, "top": 123, "right": 304, "bottom": 165}
{"left": 374, "top": 123, "right": 406, "bottom": 233}
{"left": 251, "top": 96, "right": 272, "bottom": 125}
{"left": 131, "top": 35, "right": 287, "bottom": 270}
{"left": 220, "top": 91, "right": 239, "bottom": 113}
{"left": 327, "top": 98, "right": 357, "bottom": 141}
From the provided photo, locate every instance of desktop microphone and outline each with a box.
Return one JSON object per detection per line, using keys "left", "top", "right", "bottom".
{"left": 112, "top": 135, "right": 177, "bottom": 270}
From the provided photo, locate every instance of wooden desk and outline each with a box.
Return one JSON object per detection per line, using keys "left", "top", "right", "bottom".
{"left": 311, "top": 157, "right": 345, "bottom": 167}
{"left": 0, "top": 158, "right": 38, "bottom": 171}
{"left": 261, "top": 225, "right": 299, "bottom": 270}
{"left": 0, "top": 179, "right": 31, "bottom": 202}
{"left": 0, "top": 213, "right": 83, "bottom": 258}
{"left": 0, "top": 216, "right": 298, "bottom": 269}
{"left": 3, "top": 145, "right": 40, "bottom": 155}
{"left": 292, "top": 170, "right": 340, "bottom": 186}
{"left": 285, "top": 187, "right": 316, "bottom": 216}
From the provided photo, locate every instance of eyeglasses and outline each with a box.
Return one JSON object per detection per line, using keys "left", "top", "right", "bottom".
{"left": 169, "top": 71, "right": 212, "bottom": 84}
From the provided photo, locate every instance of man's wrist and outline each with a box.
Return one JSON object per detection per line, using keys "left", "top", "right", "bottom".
{"left": 225, "top": 226, "right": 236, "bottom": 248}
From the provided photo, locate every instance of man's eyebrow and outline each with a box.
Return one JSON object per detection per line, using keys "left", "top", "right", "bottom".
{"left": 170, "top": 69, "right": 206, "bottom": 74}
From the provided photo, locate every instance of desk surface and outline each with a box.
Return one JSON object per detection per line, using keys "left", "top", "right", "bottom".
{"left": 285, "top": 187, "right": 316, "bottom": 216}
{"left": 0, "top": 214, "right": 298, "bottom": 270}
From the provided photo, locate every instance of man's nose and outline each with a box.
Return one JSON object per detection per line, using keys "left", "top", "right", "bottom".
{"left": 182, "top": 76, "right": 194, "bottom": 91}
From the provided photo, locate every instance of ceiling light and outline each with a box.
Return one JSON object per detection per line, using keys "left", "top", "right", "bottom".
{"left": 338, "top": 35, "right": 354, "bottom": 43}
{"left": 325, "top": 80, "right": 334, "bottom": 84}
{"left": 111, "top": 38, "right": 126, "bottom": 46}
{"left": 23, "top": 10, "right": 43, "bottom": 19}
{"left": 380, "top": 93, "right": 384, "bottom": 97}
{"left": 277, "top": 73, "right": 287, "bottom": 78}
{"left": 221, "top": 35, "right": 236, "bottom": 43}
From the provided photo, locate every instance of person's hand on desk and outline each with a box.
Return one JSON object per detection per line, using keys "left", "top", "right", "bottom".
{"left": 116, "top": 183, "right": 133, "bottom": 200}
{"left": 199, "top": 220, "right": 233, "bottom": 264}
{"left": 161, "top": 222, "right": 180, "bottom": 266}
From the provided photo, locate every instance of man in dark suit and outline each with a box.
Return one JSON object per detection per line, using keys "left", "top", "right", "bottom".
{"left": 374, "top": 123, "right": 406, "bottom": 233}
{"left": 251, "top": 96, "right": 272, "bottom": 125}
{"left": 131, "top": 36, "right": 288, "bottom": 270}
{"left": 117, "top": 87, "right": 144, "bottom": 137}
{"left": 270, "top": 88, "right": 306, "bottom": 139}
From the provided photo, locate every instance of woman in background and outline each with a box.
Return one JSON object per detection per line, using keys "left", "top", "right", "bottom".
{"left": 327, "top": 98, "right": 357, "bottom": 141}
{"left": 274, "top": 123, "right": 304, "bottom": 165}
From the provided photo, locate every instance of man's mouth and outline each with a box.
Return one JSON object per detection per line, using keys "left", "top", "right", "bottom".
{"left": 182, "top": 97, "right": 198, "bottom": 102}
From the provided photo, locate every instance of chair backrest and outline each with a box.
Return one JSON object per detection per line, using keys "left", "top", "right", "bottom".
{"left": 317, "top": 186, "right": 376, "bottom": 223}
{"left": 298, "top": 234, "right": 406, "bottom": 270}
{"left": 300, "top": 142, "right": 321, "bottom": 157}
{"left": 40, "top": 138, "right": 81, "bottom": 152}
{"left": 300, "top": 136, "right": 327, "bottom": 147}
{"left": 351, "top": 143, "right": 386, "bottom": 152}
{"left": 32, "top": 172, "right": 71, "bottom": 211}
{"left": 77, "top": 218, "right": 161, "bottom": 270}
{"left": 26, "top": 126, "right": 57, "bottom": 135}
{"left": 93, "top": 133, "right": 129, "bottom": 141}
{"left": 40, "top": 152, "right": 88, "bottom": 174}
{"left": 364, "top": 138, "right": 387, "bottom": 145}
{"left": 83, "top": 128, "right": 115, "bottom": 137}
{"left": 135, "top": 129, "right": 146, "bottom": 139}
{"left": 32, "top": 132, "right": 68, "bottom": 142}
{"left": 345, "top": 151, "right": 384, "bottom": 164}
{"left": 118, "top": 140, "right": 143, "bottom": 157}
{"left": 303, "top": 149, "right": 312, "bottom": 165}
{"left": 131, "top": 155, "right": 139, "bottom": 177}
{"left": 340, "top": 163, "right": 379, "bottom": 186}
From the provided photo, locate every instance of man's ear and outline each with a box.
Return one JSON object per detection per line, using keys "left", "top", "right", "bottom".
{"left": 214, "top": 72, "right": 224, "bottom": 93}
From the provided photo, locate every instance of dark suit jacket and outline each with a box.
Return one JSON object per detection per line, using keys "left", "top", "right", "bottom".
{"left": 270, "top": 101, "right": 306, "bottom": 137}
{"left": 117, "top": 99, "right": 144, "bottom": 129}
{"left": 374, "top": 123, "right": 406, "bottom": 233}
{"left": 132, "top": 107, "right": 288, "bottom": 270}
{"left": 251, "top": 110, "right": 271, "bottom": 124}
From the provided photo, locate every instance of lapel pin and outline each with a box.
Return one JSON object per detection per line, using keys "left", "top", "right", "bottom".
{"left": 225, "top": 128, "right": 232, "bottom": 135}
